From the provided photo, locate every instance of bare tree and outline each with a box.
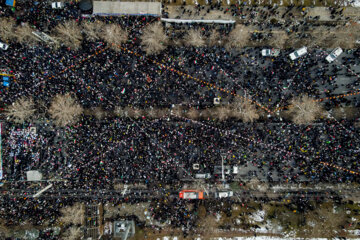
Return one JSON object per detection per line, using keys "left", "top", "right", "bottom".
{"left": 171, "top": 105, "right": 184, "bottom": 117}
{"left": 141, "top": 22, "right": 168, "bottom": 55}
{"left": 5, "top": 97, "right": 36, "bottom": 123}
{"left": 310, "top": 26, "right": 334, "bottom": 48}
{"left": 232, "top": 99, "right": 259, "bottom": 123}
{"left": 53, "top": 21, "right": 83, "bottom": 49}
{"left": 207, "top": 29, "right": 221, "bottom": 47}
{"left": 146, "top": 107, "right": 158, "bottom": 119}
{"left": 200, "top": 108, "right": 212, "bottom": 120}
{"left": 158, "top": 108, "right": 170, "bottom": 118}
{"left": 145, "top": 107, "right": 168, "bottom": 119}
{"left": 311, "top": 24, "right": 360, "bottom": 49}
{"left": 59, "top": 203, "right": 84, "bottom": 226}
{"left": 126, "top": 107, "right": 143, "bottom": 119}
{"left": 49, "top": 94, "right": 83, "bottom": 127}
{"left": 103, "top": 24, "right": 128, "bottom": 51}
{"left": 82, "top": 20, "right": 105, "bottom": 42}
{"left": 226, "top": 25, "right": 252, "bottom": 50}
{"left": 215, "top": 106, "right": 231, "bottom": 121}
{"left": 114, "top": 106, "right": 126, "bottom": 117}
{"left": 93, "top": 107, "right": 106, "bottom": 120}
{"left": 184, "top": 29, "right": 205, "bottom": 48}
{"left": 287, "top": 95, "right": 324, "bottom": 124}
{"left": 62, "top": 227, "right": 82, "bottom": 240}
{"left": 268, "top": 31, "right": 289, "bottom": 49}
{"left": 198, "top": 215, "right": 219, "bottom": 234}
{"left": 15, "top": 23, "right": 39, "bottom": 46}
{"left": 0, "top": 18, "right": 16, "bottom": 41}
{"left": 330, "top": 23, "right": 360, "bottom": 49}
{"left": 186, "top": 108, "right": 200, "bottom": 120}
{"left": 305, "top": 204, "right": 347, "bottom": 238}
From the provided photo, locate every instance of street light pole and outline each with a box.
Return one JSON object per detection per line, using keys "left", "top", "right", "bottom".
{"left": 221, "top": 155, "right": 225, "bottom": 182}
{"left": 220, "top": 153, "right": 227, "bottom": 187}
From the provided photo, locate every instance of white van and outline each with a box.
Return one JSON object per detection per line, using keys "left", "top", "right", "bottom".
{"left": 289, "top": 47, "right": 308, "bottom": 60}
{"left": 0, "top": 42, "right": 9, "bottom": 50}
{"left": 195, "top": 173, "right": 211, "bottom": 179}
{"left": 261, "top": 48, "right": 280, "bottom": 57}
{"left": 215, "top": 191, "right": 233, "bottom": 198}
{"left": 51, "top": 2, "right": 65, "bottom": 9}
{"left": 326, "top": 47, "right": 343, "bottom": 63}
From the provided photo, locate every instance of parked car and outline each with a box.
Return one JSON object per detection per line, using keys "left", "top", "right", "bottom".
{"left": 261, "top": 48, "right": 280, "bottom": 57}
{"left": 214, "top": 166, "right": 231, "bottom": 175}
{"left": 179, "top": 190, "right": 204, "bottom": 199}
{"left": 51, "top": 2, "right": 65, "bottom": 9}
{"left": 233, "top": 166, "right": 239, "bottom": 174}
{"left": 215, "top": 191, "right": 233, "bottom": 198}
{"left": 289, "top": 47, "right": 307, "bottom": 60}
{"left": 0, "top": 42, "right": 9, "bottom": 50}
{"left": 195, "top": 173, "right": 211, "bottom": 179}
{"left": 326, "top": 47, "right": 343, "bottom": 63}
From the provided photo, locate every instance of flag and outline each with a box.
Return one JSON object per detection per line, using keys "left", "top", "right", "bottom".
{"left": 146, "top": 75, "right": 152, "bottom": 83}
{"left": 121, "top": 88, "right": 125, "bottom": 94}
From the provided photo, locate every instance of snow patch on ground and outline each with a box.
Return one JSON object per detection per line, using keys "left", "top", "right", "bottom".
{"left": 351, "top": 0, "right": 360, "bottom": 6}
{"left": 249, "top": 210, "right": 265, "bottom": 222}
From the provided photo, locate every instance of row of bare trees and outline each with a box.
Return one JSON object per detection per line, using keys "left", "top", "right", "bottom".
{"left": 5, "top": 94, "right": 83, "bottom": 127}
{"left": 2, "top": 16, "right": 357, "bottom": 52}
{"left": 59, "top": 203, "right": 84, "bottom": 240}
{"left": 0, "top": 18, "right": 128, "bottom": 50}
{"left": 4, "top": 94, "right": 324, "bottom": 126}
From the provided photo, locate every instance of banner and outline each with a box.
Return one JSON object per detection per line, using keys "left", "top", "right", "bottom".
{"left": 161, "top": 18, "right": 236, "bottom": 24}
{"left": 0, "top": 122, "right": 2, "bottom": 180}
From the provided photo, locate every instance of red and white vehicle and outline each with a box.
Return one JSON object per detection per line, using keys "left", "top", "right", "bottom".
{"left": 179, "top": 190, "right": 204, "bottom": 199}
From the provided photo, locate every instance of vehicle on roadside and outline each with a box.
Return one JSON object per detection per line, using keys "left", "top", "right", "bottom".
{"left": 195, "top": 173, "right": 211, "bottom": 179}
{"left": 289, "top": 47, "right": 307, "bottom": 60}
{"left": 51, "top": 2, "right": 65, "bottom": 9}
{"left": 214, "top": 166, "right": 231, "bottom": 175}
{"left": 261, "top": 48, "right": 280, "bottom": 57}
{"left": 215, "top": 191, "right": 233, "bottom": 198}
{"left": 0, "top": 42, "right": 9, "bottom": 50}
{"left": 326, "top": 47, "right": 343, "bottom": 63}
{"left": 179, "top": 190, "right": 204, "bottom": 199}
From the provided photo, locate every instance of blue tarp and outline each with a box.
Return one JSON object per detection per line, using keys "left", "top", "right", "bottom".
{"left": 3, "top": 76, "right": 10, "bottom": 86}
{"left": 5, "top": 0, "right": 15, "bottom": 7}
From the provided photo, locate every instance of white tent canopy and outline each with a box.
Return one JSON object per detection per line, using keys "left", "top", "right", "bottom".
{"left": 93, "top": 1, "right": 161, "bottom": 16}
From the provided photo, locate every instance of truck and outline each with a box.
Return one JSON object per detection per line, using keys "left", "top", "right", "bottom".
{"left": 215, "top": 191, "right": 234, "bottom": 198}
{"left": 179, "top": 190, "right": 204, "bottom": 199}
{"left": 261, "top": 48, "right": 280, "bottom": 57}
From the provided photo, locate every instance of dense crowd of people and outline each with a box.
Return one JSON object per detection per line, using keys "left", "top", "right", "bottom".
{"left": 0, "top": 0, "right": 359, "bottom": 237}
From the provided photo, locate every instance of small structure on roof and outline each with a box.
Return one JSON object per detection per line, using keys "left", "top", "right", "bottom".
{"left": 113, "top": 220, "right": 135, "bottom": 240}
{"left": 79, "top": 0, "right": 93, "bottom": 11}
{"left": 5, "top": 0, "right": 15, "bottom": 7}
{"left": 93, "top": 1, "right": 161, "bottom": 16}
{"left": 2, "top": 76, "right": 10, "bottom": 87}
{"left": 26, "top": 170, "right": 43, "bottom": 181}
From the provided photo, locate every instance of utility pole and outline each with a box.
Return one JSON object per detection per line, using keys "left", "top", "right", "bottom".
{"left": 33, "top": 184, "right": 53, "bottom": 198}
{"left": 220, "top": 153, "right": 227, "bottom": 187}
